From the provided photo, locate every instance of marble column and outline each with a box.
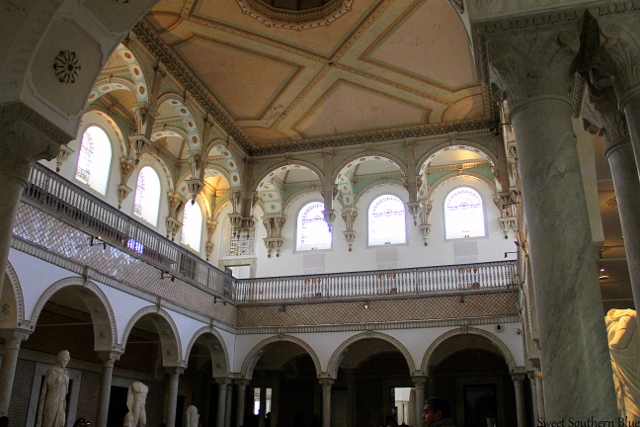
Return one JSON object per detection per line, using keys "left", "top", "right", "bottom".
{"left": 96, "top": 351, "right": 121, "bottom": 427}
{"left": 165, "top": 368, "right": 183, "bottom": 427}
{"left": 319, "top": 379, "right": 333, "bottom": 427}
{"left": 583, "top": 86, "right": 640, "bottom": 321}
{"left": 271, "top": 375, "right": 280, "bottom": 427}
{"left": 0, "top": 106, "right": 66, "bottom": 296}
{"left": 511, "top": 374, "right": 525, "bottom": 427}
{"left": 346, "top": 370, "right": 356, "bottom": 427}
{"left": 216, "top": 379, "right": 230, "bottom": 427}
{"left": 412, "top": 376, "right": 426, "bottom": 426}
{"left": 225, "top": 381, "right": 233, "bottom": 427}
{"left": 258, "top": 385, "right": 266, "bottom": 427}
{"left": 527, "top": 372, "right": 539, "bottom": 424}
{"left": 235, "top": 380, "right": 248, "bottom": 427}
{"left": 0, "top": 329, "right": 29, "bottom": 416}
{"left": 534, "top": 371, "right": 545, "bottom": 421}
{"left": 487, "top": 24, "right": 618, "bottom": 420}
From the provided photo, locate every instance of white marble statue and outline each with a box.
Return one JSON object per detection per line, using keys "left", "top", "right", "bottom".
{"left": 36, "top": 350, "right": 71, "bottom": 427}
{"left": 606, "top": 309, "right": 640, "bottom": 421}
{"left": 186, "top": 405, "right": 199, "bottom": 427}
{"left": 124, "top": 382, "right": 149, "bottom": 427}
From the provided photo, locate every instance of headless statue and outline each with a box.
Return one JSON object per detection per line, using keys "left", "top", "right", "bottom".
{"left": 124, "top": 382, "right": 149, "bottom": 427}
{"left": 606, "top": 309, "right": 640, "bottom": 421}
{"left": 186, "top": 405, "right": 199, "bottom": 427}
{"left": 36, "top": 350, "right": 71, "bottom": 427}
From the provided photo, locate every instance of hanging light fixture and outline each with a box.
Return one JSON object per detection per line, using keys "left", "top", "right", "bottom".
{"left": 598, "top": 252, "right": 610, "bottom": 281}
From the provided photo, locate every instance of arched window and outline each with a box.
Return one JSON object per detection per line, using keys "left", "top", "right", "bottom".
{"left": 296, "top": 202, "right": 332, "bottom": 251}
{"left": 368, "top": 195, "right": 406, "bottom": 246}
{"left": 75, "top": 125, "right": 112, "bottom": 194}
{"left": 444, "top": 187, "right": 486, "bottom": 239}
{"left": 133, "top": 166, "right": 161, "bottom": 226}
{"left": 181, "top": 201, "right": 203, "bottom": 251}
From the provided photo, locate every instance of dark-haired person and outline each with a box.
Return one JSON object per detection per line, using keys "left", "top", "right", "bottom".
{"left": 421, "top": 397, "right": 456, "bottom": 427}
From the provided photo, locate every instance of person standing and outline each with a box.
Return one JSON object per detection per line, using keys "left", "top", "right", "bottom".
{"left": 421, "top": 397, "right": 456, "bottom": 427}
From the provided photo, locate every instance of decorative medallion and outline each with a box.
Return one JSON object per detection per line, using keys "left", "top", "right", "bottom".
{"left": 53, "top": 51, "right": 81, "bottom": 84}
{"left": 236, "top": 0, "right": 353, "bottom": 31}
{"left": 2, "top": 303, "right": 10, "bottom": 315}
{"left": 99, "top": 330, "right": 107, "bottom": 339}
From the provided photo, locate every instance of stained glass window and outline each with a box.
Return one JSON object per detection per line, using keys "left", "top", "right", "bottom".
{"left": 181, "top": 201, "right": 203, "bottom": 250}
{"left": 444, "top": 187, "right": 486, "bottom": 239}
{"left": 133, "top": 166, "right": 161, "bottom": 226}
{"left": 296, "top": 202, "right": 332, "bottom": 251}
{"left": 368, "top": 195, "right": 406, "bottom": 246}
{"left": 75, "top": 125, "right": 112, "bottom": 194}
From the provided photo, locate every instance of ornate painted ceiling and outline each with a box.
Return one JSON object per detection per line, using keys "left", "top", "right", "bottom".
{"left": 142, "top": 0, "right": 492, "bottom": 154}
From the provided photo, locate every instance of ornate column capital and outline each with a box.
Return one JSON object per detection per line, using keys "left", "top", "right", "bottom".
{"left": 318, "top": 378, "right": 334, "bottom": 389}
{"left": 487, "top": 24, "right": 580, "bottom": 107}
{"left": 0, "top": 104, "right": 69, "bottom": 183}
{"left": 0, "top": 328, "right": 30, "bottom": 349}
{"left": 411, "top": 375, "right": 427, "bottom": 386}
{"left": 96, "top": 351, "right": 121, "bottom": 368}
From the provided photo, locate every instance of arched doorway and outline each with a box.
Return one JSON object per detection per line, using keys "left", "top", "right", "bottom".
{"left": 426, "top": 334, "right": 524, "bottom": 427}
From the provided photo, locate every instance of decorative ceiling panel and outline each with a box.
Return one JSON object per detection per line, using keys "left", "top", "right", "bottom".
{"left": 145, "top": 0, "right": 494, "bottom": 154}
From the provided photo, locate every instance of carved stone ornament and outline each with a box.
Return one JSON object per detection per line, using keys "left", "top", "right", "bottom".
{"left": 53, "top": 51, "right": 81, "bottom": 84}
{"left": 236, "top": 0, "right": 353, "bottom": 31}
{"left": 449, "top": 0, "right": 463, "bottom": 14}
{"left": 2, "top": 303, "right": 10, "bottom": 315}
{"left": 487, "top": 26, "right": 581, "bottom": 105}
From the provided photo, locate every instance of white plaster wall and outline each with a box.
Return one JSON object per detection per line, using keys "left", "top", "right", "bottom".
{"left": 164, "top": 308, "right": 210, "bottom": 360}
{"left": 243, "top": 179, "right": 515, "bottom": 278}
{"left": 8, "top": 249, "right": 78, "bottom": 321}
{"left": 94, "top": 282, "right": 151, "bottom": 344}
{"left": 215, "top": 327, "right": 238, "bottom": 371}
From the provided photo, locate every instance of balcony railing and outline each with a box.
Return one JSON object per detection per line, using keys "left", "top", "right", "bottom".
{"left": 24, "top": 163, "right": 233, "bottom": 297}
{"left": 22, "top": 163, "right": 518, "bottom": 305}
{"left": 234, "top": 260, "right": 518, "bottom": 303}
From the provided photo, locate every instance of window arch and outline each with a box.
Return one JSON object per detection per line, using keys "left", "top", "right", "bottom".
{"left": 181, "top": 201, "right": 203, "bottom": 251}
{"left": 296, "top": 202, "right": 332, "bottom": 251}
{"left": 444, "top": 187, "right": 486, "bottom": 240}
{"left": 133, "top": 166, "right": 161, "bottom": 226}
{"left": 75, "top": 125, "right": 112, "bottom": 194}
{"left": 368, "top": 195, "right": 406, "bottom": 246}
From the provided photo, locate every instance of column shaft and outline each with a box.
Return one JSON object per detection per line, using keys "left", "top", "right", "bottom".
{"left": 511, "top": 96, "right": 617, "bottom": 419}
{"left": 217, "top": 380, "right": 229, "bottom": 427}
{"left": 605, "top": 140, "right": 640, "bottom": 307}
{"left": 512, "top": 375, "right": 525, "bottom": 427}
{"left": 0, "top": 330, "right": 28, "bottom": 416}
{"left": 319, "top": 379, "right": 333, "bottom": 427}
{"left": 412, "top": 377, "right": 425, "bottom": 426}
{"left": 527, "top": 372, "right": 539, "bottom": 424}
{"left": 96, "top": 352, "right": 120, "bottom": 427}
{"left": 225, "top": 382, "right": 233, "bottom": 427}
{"left": 258, "top": 386, "right": 266, "bottom": 427}
{"left": 235, "top": 381, "right": 247, "bottom": 427}
{"left": 165, "top": 369, "right": 182, "bottom": 427}
{"left": 621, "top": 91, "right": 640, "bottom": 180}
{"left": 0, "top": 171, "right": 27, "bottom": 294}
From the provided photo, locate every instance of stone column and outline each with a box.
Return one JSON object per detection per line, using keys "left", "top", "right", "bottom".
{"left": 412, "top": 376, "right": 426, "bottom": 426}
{"left": 0, "top": 106, "right": 66, "bottom": 295}
{"left": 346, "top": 370, "right": 356, "bottom": 427}
{"left": 319, "top": 379, "right": 333, "bottom": 427}
{"left": 258, "top": 385, "right": 266, "bottom": 427}
{"left": 271, "top": 375, "right": 281, "bottom": 427}
{"left": 487, "top": 24, "right": 618, "bottom": 420}
{"left": 0, "top": 329, "right": 29, "bottom": 416}
{"left": 583, "top": 85, "right": 640, "bottom": 318}
{"left": 216, "top": 379, "right": 230, "bottom": 427}
{"left": 511, "top": 374, "right": 526, "bottom": 427}
{"left": 527, "top": 372, "right": 541, "bottom": 424}
{"left": 96, "top": 351, "right": 121, "bottom": 427}
{"left": 165, "top": 368, "right": 184, "bottom": 427}
{"left": 225, "top": 381, "right": 233, "bottom": 427}
{"left": 235, "top": 380, "right": 248, "bottom": 427}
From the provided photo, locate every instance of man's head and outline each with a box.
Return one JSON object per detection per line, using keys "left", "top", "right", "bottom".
{"left": 57, "top": 350, "right": 71, "bottom": 367}
{"left": 422, "top": 397, "right": 451, "bottom": 427}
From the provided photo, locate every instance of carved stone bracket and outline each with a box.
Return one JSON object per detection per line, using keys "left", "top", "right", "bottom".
{"left": 165, "top": 216, "right": 182, "bottom": 241}
{"left": 186, "top": 179, "right": 204, "bottom": 203}
{"left": 263, "top": 215, "right": 286, "bottom": 257}
{"left": 55, "top": 145, "right": 74, "bottom": 172}
{"left": 417, "top": 200, "right": 433, "bottom": 246}
{"left": 129, "top": 134, "right": 150, "bottom": 163}
{"left": 323, "top": 208, "right": 336, "bottom": 232}
{"left": 341, "top": 208, "right": 358, "bottom": 252}
{"left": 407, "top": 202, "right": 421, "bottom": 226}
{"left": 493, "top": 192, "right": 519, "bottom": 238}
{"left": 205, "top": 219, "right": 218, "bottom": 261}
{"left": 117, "top": 185, "right": 132, "bottom": 209}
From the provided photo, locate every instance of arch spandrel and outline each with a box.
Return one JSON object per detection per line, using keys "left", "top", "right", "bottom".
{"left": 1, "top": 261, "right": 26, "bottom": 330}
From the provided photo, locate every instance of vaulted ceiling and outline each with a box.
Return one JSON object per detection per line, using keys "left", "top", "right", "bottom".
{"left": 144, "top": 0, "right": 490, "bottom": 153}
